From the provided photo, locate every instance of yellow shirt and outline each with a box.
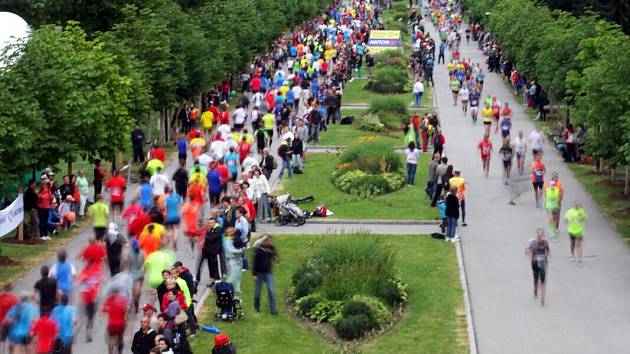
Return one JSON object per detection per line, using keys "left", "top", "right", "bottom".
{"left": 201, "top": 111, "right": 213, "bottom": 129}
{"left": 482, "top": 107, "right": 493, "bottom": 122}
{"left": 262, "top": 113, "right": 275, "bottom": 130}
{"left": 279, "top": 85, "right": 290, "bottom": 97}
{"left": 449, "top": 176, "right": 466, "bottom": 200}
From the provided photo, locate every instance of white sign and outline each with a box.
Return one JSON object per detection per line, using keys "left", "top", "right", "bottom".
{"left": 0, "top": 194, "right": 23, "bottom": 238}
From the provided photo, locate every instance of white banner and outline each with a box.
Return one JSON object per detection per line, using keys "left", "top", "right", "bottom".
{"left": 0, "top": 194, "right": 23, "bottom": 238}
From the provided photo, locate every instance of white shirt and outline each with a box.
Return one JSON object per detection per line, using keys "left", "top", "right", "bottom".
{"left": 282, "top": 130, "right": 295, "bottom": 144}
{"left": 253, "top": 175, "right": 271, "bottom": 197}
{"left": 232, "top": 107, "right": 247, "bottom": 125}
{"left": 217, "top": 124, "right": 231, "bottom": 138}
{"left": 459, "top": 88, "right": 469, "bottom": 101}
{"left": 292, "top": 86, "right": 302, "bottom": 102}
{"left": 210, "top": 140, "right": 226, "bottom": 159}
{"left": 413, "top": 81, "right": 424, "bottom": 94}
{"left": 242, "top": 156, "right": 258, "bottom": 173}
{"left": 512, "top": 136, "right": 527, "bottom": 153}
{"left": 252, "top": 92, "right": 264, "bottom": 108}
{"left": 405, "top": 148, "right": 419, "bottom": 164}
{"left": 198, "top": 153, "right": 213, "bottom": 168}
{"left": 529, "top": 130, "right": 544, "bottom": 151}
{"left": 149, "top": 173, "right": 169, "bottom": 196}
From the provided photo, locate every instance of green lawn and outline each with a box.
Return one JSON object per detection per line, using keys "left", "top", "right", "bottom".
{"left": 567, "top": 164, "right": 630, "bottom": 241}
{"left": 342, "top": 79, "right": 411, "bottom": 105}
{"left": 276, "top": 153, "right": 437, "bottom": 220}
{"left": 317, "top": 124, "right": 403, "bottom": 147}
{"left": 191, "top": 235, "right": 467, "bottom": 354}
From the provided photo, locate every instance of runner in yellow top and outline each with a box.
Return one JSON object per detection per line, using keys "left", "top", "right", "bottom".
{"left": 544, "top": 180, "right": 561, "bottom": 242}
{"left": 449, "top": 75, "right": 461, "bottom": 106}
{"left": 482, "top": 102, "right": 493, "bottom": 135}
{"left": 448, "top": 170, "right": 468, "bottom": 227}
{"left": 565, "top": 201, "right": 587, "bottom": 263}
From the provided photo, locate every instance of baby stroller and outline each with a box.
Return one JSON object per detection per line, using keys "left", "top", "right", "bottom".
{"left": 273, "top": 193, "right": 308, "bottom": 226}
{"left": 214, "top": 282, "right": 243, "bottom": 322}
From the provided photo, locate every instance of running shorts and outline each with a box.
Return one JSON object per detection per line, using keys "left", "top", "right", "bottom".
{"left": 107, "top": 323, "right": 126, "bottom": 336}
{"left": 569, "top": 232, "right": 583, "bottom": 240}
{"left": 531, "top": 260, "right": 546, "bottom": 283}
{"left": 532, "top": 182, "right": 544, "bottom": 190}
{"left": 503, "top": 160, "right": 512, "bottom": 168}
{"left": 165, "top": 217, "right": 180, "bottom": 226}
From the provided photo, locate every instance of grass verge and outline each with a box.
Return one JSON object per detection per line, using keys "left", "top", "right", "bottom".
{"left": 276, "top": 153, "right": 436, "bottom": 220}
{"left": 190, "top": 234, "right": 467, "bottom": 354}
{"left": 567, "top": 164, "right": 630, "bottom": 240}
{"left": 316, "top": 125, "right": 402, "bottom": 147}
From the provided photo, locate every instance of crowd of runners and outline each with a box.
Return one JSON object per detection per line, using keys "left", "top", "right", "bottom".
{"left": 0, "top": 1, "right": 393, "bottom": 353}
{"left": 419, "top": 0, "right": 589, "bottom": 307}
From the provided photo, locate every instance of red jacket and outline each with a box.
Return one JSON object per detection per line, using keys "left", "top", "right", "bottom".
{"left": 161, "top": 291, "right": 187, "bottom": 312}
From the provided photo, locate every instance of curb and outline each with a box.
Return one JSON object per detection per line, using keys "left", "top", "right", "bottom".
{"left": 456, "top": 240, "right": 479, "bottom": 354}
{"left": 305, "top": 219, "right": 440, "bottom": 225}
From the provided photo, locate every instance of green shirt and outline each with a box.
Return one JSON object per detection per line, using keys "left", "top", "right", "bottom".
{"left": 175, "top": 277, "right": 191, "bottom": 306}
{"left": 76, "top": 176, "right": 89, "bottom": 196}
{"left": 144, "top": 250, "right": 175, "bottom": 289}
{"left": 450, "top": 80, "right": 460, "bottom": 92}
{"left": 545, "top": 187, "right": 560, "bottom": 211}
{"left": 262, "top": 113, "right": 275, "bottom": 130}
{"left": 565, "top": 207, "right": 587, "bottom": 236}
{"left": 87, "top": 201, "right": 109, "bottom": 227}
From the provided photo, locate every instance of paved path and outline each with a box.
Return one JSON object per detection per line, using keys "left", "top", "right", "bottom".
{"left": 428, "top": 22, "right": 630, "bottom": 354}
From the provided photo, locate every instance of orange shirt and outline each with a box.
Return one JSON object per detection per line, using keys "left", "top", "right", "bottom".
{"left": 531, "top": 160, "right": 545, "bottom": 183}
{"left": 138, "top": 223, "right": 164, "bottom": 255}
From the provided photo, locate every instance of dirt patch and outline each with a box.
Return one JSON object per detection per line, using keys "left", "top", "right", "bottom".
{"left": 598, "top": 179, "right": 625, "bottom": 188}
{"left": 0, "top": 255, "right": 21, "bottom": 266}
{"left": 609, "top": 193, "right": 630, "bottom": 203}
{"left": 3, "top": 238, "right": 45, "bottom": 245}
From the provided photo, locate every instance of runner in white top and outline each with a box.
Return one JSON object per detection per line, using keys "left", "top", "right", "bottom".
{"left": 210, "top": 138, "right": 227, "bottom": 160}
{"left": 149, "top": 169, "right": 169, "bottom": 196}
{"left": 512, "top": 130, "right": 527, "bottom": 175}
{"left": 529, "top": 127, "right": 545, "bottom": 156}
{"left": 459, "top": 86, "right": 470, "bottom": 114}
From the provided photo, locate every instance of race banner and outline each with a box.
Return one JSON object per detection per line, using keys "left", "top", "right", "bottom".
{"left": 367, "top": 30, "right": 402, "bottom": 54}
{"left": 0, "top": 194, "right": 23, "bottom": 238}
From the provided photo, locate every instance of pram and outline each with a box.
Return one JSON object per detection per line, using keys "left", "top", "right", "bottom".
{"left": 272, "top": 193, "right": 308, "bottom": 226}
{"left": 214, "top": 282, "right": 243, "bottom": 321}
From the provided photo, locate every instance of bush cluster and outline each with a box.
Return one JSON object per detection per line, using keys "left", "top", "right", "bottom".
{"left": 365, "top": 66, "right": 408, "bottom": 94}
{"left": 332, "top": 170, "right": 405, "bottom": 198}
{"left": 367, "top": 97, "right": 409, "bottom": 130}
{"left": 338, "top": 140, "right": 402, "bottom": 174}
{"left": 355, "top": 113, "right": 385, "bottom": 132}
{"left": 289, "top": 236, "right": 408, "bottom": 341}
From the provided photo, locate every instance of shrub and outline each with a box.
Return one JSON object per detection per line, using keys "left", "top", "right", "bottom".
{"left": 339, "top": 140, "right": 402, "bottom": 174}
{"left": 342, "top": 300, "right": 379, "bottom": 328}
{"left": 377, "top": 276, "right": 409, "bottom": 307}
{"left": 382, "top": 172, "right": 406, "bottom": 191}
{"left": 335, "top": 314, "right": 372, "bottom": 340}
{"left": 369, "top": 96, "right": 408, "bottom": 116}
{"left": 294, "top": 293, "right": 323, "bottom": 317}
{"left": 306, "top": 299, "right": 344, "bottom": 324}
{"left": 351, "top": 295, "right": 394, "bottom": 326}
{"left": 374, "top": 50, "right": 407, "bottom": 70}
{"left": 355, "top": 113, "right": 385, "bottom": 132}
{"left": 291, "top": 261, "right": 322, "bottom": 298}
{"left": 365, "top": 66, "right": 409, "bottom": 94}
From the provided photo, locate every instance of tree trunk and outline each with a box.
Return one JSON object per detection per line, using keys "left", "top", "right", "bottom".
{"left": 67, "top": 160, "right": 73, "bottom": 176}
{"left": 147, "top": 111, "right": 153, "bottom": 142}
{"left": 625, "top": 166, "right": 629, "bottom": 196}
{"left": 610, "top": 168, "right": 615, "bottom": 182}
{"left": 596, "top": 158, "right": 603, "bottom": 173}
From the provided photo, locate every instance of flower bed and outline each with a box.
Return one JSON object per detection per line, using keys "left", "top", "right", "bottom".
{"left": 288, "top": 236, "right": 408, "bottom": 341}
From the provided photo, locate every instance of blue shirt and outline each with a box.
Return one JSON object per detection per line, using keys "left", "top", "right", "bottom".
{"left": 289, "top": 46, "right": 297, "bottom": 57}
{"left": 54, "top": 261, "right": 73, "bottom": 294}
{"left": 165, "top": 193, "right": 182, "bottom": 221}
{"left": 235, "top": 216, "right": 249, "bottom": 243}
{"left": 286, "top": 89, "right": 295, "bottom": 104}
{"left": 225, "top": 152, "right": 239, "bottom": 174}
{"left": 50, "top": 305, "right": 77, "bottom": 344}
{"left": 6, "top": 302, "right": 37, "bottom": 341}
{"left": 139, "top": 183, "right": 153, "bottom": 209}
{"left": 177, "top": 139, "right": 187, "bottom": 155}
{"left": 207, "top": 170, "right": 222, "bottom": 194}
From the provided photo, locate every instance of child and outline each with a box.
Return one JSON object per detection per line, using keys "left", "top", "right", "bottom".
{"left": 59, "top": 195, "right": 73, "bottom": 230}
{"left": 437, "top": 196, "right": 447, "bottom": 234}
{"left": 48, "top": 201, "right": 61, "bottom": 236}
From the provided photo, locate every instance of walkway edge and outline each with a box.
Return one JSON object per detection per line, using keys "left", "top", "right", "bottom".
{"left": 456, "top": 241, "right": 478, "bottom": 354}
{"left": 305, "top": 219, "right": 439, "bottom": 225}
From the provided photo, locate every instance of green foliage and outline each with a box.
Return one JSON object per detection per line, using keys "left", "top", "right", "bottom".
{"left": 365, "top": 67, "right": 409, "bottom": 94}
{"left": 368, "top": 97, "right": 409, "bottom": 129}
{"left": 306, "top": 300, "right": 344, "bottom": 324}
{"left": 374, "top": 50, "right": 407, "bottom": 70}
{"left": 377, "top": 276, "right": 409, "bottom": 307}
{"left": 294, "top": 293, "right": 323, "bottom": 317}
{"left": 342, "top": 300, "right": 379, "bottom": 328}
{"left": 334, "top": 313, "right": 379, "bottom": 340}
{"left": 291, "top": 260, "right": 323, "bottom": 299}
{"left": 351, "top": 295, "right": 394, "bottom": 325}
{"left": 339, "top": 141, "right": 403, "bottom": 174}
{"left": 355, "top": 113, "right": 385, "bottom": 132}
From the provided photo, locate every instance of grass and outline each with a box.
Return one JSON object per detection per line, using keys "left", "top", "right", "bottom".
{"left": 0, "top": 219, "right": 89, "bottom": 285}
{"left": 316, "top": 125, "right": 403, "bottom": 147}
{"left": 567, "top": 163, "right": 630, "bottom": 241}
{"left": 342, "top": 80, "right": 433, "bottom": 108}
{"left": 190, "top": 234, "right": 467, "bottom": 354}
{"left": 276, "top": 153, "right": 437, "bottom": 220}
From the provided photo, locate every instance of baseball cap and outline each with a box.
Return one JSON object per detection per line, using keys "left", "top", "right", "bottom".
{"left": 142, "top": 303, "right": 155, "bottom": 312}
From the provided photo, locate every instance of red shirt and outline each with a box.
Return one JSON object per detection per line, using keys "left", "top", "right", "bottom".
{"left": 216, "top": 165, "right": 229, "bottom": 185}
{"left": 0, "top": 293, "right": 18, "bottom": 322}
{"left": 265, "top": 92, "right": 275, "bottom": 110}
{"left": 128, "top": 212, "right": 151, "bottom": 237}
{"left": 209, "top": 106, "right": 219, "bottom": 123}
{"left": 187, "top": 183, "right": 205, "bottom": 204}
{"left": 531, "top": 160, "right": 546, "bottom": 183}
{"left": 238, "top": 142, "right": 251, "bottom": 162}
{"left": 102, "top": 293, "right": 128, "bottom": 327}
{"left": 78, "top": 263, "right": 102, "bottom": 304}
{"left": 218, "top": 112, "right": 230, "bottom": 125}
{"left": 161, "top": 291, "right": 187, "bottom": 312}
{"left": 37, "top": 187, "right": 52, "bottom": 209}
{"left": 106, "top": 176, "right": 126, "bottom": 203}
{"left": 150, "top": 148, "right": 166, "bottom": 162}
{"left": 478, "top": 139, "right": 493, "bottom": 157}
{"left": 31, "top": 316, "right": 58, "bottom": 354}
{"left": 80, "top": 243, "right": 107, "bottom": 264}
{"left": 250, "top": 76, "right": 261, "bottom": 92}
{"left": 187, "top": 128, "right": 201, "bottom": 140}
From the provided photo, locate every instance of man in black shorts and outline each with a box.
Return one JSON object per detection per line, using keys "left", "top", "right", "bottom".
{"left": 525, "top": 228, "right": 550, "bottom": 306}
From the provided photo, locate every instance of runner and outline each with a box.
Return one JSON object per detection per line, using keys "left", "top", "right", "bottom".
{"left": 544, "top": 180, "right": 561, "bottom": 242}
{"left": 531, "top": 153, "right": 546, "bottom": 208}
{"left": 102, "top": 290, "right": 128, "bottom": 354}
{"left": 449, "top": 74, "right": 461, "bottom": 105}
{"left": 105, "top": 170, "right": 126, "bottom": 224}
{"left": 529, "top": 126, "right": 545, "bottom": 156}
{"left": 512, "top": 130, "right": 527, "bottom": 175}
{"left": 477, "top": 134, "right": 493, "bottom": 178}
{"left": 525, "top": 228, "right": 550, "bottom": 306}
{"left": 459, "top": 84, "right": 469, "bottom": 114}
{"left": 498, "top": 137, "right": 513, "bottom": 185}
{"left": 565, "top": 201, "right": 588, "bottom": 263}
{"left": 469, "top": 88, "right": 480, "bottom": 123}
{"left": 481, "top": 101, "right": 493, "bottom": 135}
{"left": 164, "top": 186, "right": 182, "bottom": 251}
